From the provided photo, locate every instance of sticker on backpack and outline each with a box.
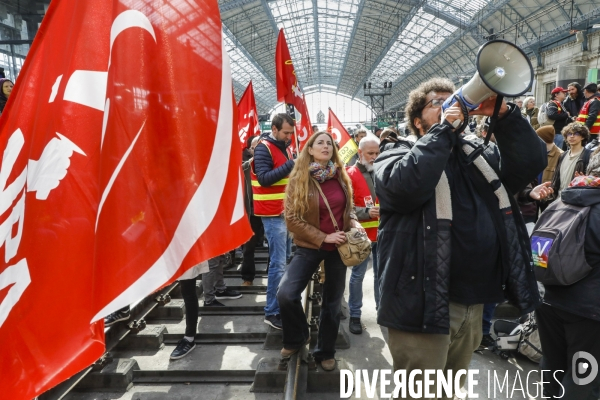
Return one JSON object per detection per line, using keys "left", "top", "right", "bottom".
{"left": 531, "top": 236, "right": 553, "bottom": 268}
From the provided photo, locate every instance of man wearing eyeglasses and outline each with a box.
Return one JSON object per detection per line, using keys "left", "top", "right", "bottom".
{"left": 547, "top": 122, "right": 592, "bottom": 201}
{"left": 374, "top": 78, "right": 546, "bottom": 398}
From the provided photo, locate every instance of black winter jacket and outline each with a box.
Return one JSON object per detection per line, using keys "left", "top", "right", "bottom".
{"left": 546, "top": 100, "right": 571, "bottom": 137}
{"left": 544, "top": 185, "right": 600, "bottom": 322}
{"left": 374, "top": 104, "right": 546, "bottom": 334}
{"left": 563, "top": 94, "right": 585, "bottom": 118}
{"left": 253, "top": 135, "right": 294, "bottom": 187}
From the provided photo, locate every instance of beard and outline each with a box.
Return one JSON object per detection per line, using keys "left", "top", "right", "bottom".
{"left": 359, "top": 159, "right": 374, "bottom": 172}
{"left": 420, "top": 121, "right": 433, "bottom": 136}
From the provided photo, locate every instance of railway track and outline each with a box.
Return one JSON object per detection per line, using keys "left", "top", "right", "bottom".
{"left": 38, "top": 247, "right": 349, "bottom": 400}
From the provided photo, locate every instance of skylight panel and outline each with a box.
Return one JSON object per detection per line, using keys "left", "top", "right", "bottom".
{"left": 369, "top": 8, "right": 457, "bottom": 83}
{"left": 223, "top": 30, "right": 277, "bottom": 107}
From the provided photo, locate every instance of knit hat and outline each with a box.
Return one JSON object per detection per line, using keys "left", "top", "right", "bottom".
{"left": 587, "top": 148, "right": 600, "bottom": 177}
{"left": 536, "top": 125, "right": 555, "bottom": 144}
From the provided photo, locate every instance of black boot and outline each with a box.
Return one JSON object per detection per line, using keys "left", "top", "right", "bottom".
{"left": 349, "top": 317, "right": 362, "bottom": 335}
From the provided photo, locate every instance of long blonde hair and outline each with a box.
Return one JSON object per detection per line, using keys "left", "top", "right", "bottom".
{"left": 285, "top": 132, "right": 353, "bottom": 220}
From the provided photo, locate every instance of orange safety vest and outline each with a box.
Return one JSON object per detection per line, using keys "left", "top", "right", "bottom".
{"left": 250, "top": 140, "right": 291, "bottom": 216}
{"left": 576, "top": 97, "right": 600, "bottom": 134}
{"left": 347, "top": 165, "right": 378, "bottom": 242}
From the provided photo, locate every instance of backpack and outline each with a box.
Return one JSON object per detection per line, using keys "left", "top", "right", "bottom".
{"left": 537, "top": 102, "right": 554, "bottom": 126}
{"left": 531, "top": 199, "right": 592, "bottom": 285}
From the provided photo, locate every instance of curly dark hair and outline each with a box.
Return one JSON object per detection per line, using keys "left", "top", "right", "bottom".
{"left": 405, "top": 78, "right": 455, "bottom": 135}
{"left": 561, "top": 122, "right": 590, "bottom": 145}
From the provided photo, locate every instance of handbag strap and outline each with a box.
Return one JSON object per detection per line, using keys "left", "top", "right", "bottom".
{"left": 312, "top": 178, "right": 341, "bottom": 232}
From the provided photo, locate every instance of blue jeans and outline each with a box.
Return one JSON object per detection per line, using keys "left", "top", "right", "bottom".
{"left": 348, "top": 242, "right": 379, "bottom": 317}
{"left": 482, "top": 303, "right": 497, "bottom": 335}
{"left": 554, "top": 132, "right": 564, "bottom": 149}
{"left": 277, "top": 246, "right": 347, "bottom": 361}
{"left": 262, "top": 216, "right": 289, "bottom": 316}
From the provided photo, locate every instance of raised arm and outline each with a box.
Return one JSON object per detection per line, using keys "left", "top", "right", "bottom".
{"left": 494, "top": 104, "right": 548, "bottom": 194}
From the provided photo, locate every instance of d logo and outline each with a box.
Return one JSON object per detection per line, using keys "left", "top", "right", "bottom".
{"left": 572, "top": 351, "right": 598, "bottom": 385}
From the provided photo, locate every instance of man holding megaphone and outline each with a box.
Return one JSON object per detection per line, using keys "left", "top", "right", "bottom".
{"left": 374, "top": 73, "right": 547, "bottom": 398}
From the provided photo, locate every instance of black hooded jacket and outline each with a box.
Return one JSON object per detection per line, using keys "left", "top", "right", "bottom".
{"left": 374, "top": 104, "right": 547, "bottom": 334}
{"left": 546, "top": 100, "right": 571, "bottom": 136}
{"left": 543, "top": 185, "right": 600, "bottom": 322}
{"left": 563, "top": 91, "right": 585, "bottom": 118}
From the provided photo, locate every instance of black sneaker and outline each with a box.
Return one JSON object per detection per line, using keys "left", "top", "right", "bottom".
{"left": 264, "top": 314, "right": 283, "bottom": 330}
{"left": 203, "top": 299, "right": 225, "bottom": 307}
{"left": 104, "top": 310, "right": 130, "bottom": 327}
{"left": 215, "top": 289, "right": 242, "bottom": 299}
{"left": 170, "top": 338, "right": 196, "bottom": 360}
{"left": 349, "top": 317, "right": 363, "bottom": 335}
{"left": 479, "top": 334, "right": 495, "bottom": 349}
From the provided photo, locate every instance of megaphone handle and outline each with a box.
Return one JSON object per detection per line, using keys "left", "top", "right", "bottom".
{"left": 484, "top": 95, "right": 504, "bottom": 147}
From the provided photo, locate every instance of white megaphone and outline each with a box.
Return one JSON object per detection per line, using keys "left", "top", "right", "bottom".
{"left": 442, "top": 39, "right": 534, "bottom": 111}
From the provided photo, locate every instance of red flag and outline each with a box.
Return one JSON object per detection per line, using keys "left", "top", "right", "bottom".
{"left": 0, "top": 1, "right": 251, "bottom": 398}
{"left": 275, "top": 29, "right": 312, "bottom": 152}
{"left": 238, "top": 81, "right": 260, "bottom": 150}
{"left": 327, "top": 108, "right": 358, "bottom": 165}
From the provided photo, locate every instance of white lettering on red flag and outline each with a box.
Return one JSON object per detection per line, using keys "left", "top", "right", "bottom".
{"left": 0, "top": 1, "right": 252, "bottom": 398}
{"left": 238, "top": 81, "right": 260, "bottom": 149}
{"left": 275, "top": 29, "right": 313, "bottom": 152}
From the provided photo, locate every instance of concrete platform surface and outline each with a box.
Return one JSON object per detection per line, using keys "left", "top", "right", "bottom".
{"left": 67, "top": 256, "right": 553, "bottom": 400}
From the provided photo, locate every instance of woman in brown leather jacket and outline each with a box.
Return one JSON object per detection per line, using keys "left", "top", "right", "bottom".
{"left": 277, "top": 131, "right": 362, "bottom": 371}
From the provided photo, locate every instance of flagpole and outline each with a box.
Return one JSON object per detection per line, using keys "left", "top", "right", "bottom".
{"left": 290, "top": 103, "right": 300, "bottom": 155}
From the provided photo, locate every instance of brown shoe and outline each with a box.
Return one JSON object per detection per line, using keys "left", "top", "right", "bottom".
{"left": 321, "top": 359, "right": 336, "bottom": 371}
{"left": 281, "top": 347, "right": 300, "bottom": 358}
{"left": 241, "top": 281, "right": 252, "bottom": 286}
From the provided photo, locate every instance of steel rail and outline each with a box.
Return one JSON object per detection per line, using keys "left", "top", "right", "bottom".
{"left": 284, "top": 279, "right": 314, "bottom": 400}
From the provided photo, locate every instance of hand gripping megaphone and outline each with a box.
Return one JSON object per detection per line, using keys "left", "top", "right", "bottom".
{"left": 442, "top": 39, "right": 534, "bottom": 112}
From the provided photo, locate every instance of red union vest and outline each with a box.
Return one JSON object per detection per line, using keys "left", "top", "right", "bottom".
{"left": 576, "top": 97, "right": 600, "bottom": 134}
{"left": 347, "top": 165, "right": 378, "bottom": 242}
{"left": 552, "top": 100, "right": 563, "bottom": 112}
{"left": 251, "top": 140, "right": 290, "bottom": 216}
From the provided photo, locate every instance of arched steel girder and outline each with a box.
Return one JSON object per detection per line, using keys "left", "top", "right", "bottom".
{"left": 219, "top": 0, "right": 260, "bottom": 13}
{"left": 261, "top": 0, "right": 280, "bottom": 38}
{"left": 222, "top": 24, "right": 276, "bottom": 88}
{"left": 336, "top": 0, "right": 366, "bottom": 93}
{"left": 547, "top": 0, "right": 572, "bottom": 21}
{"left": 312, "top": 0, "right": 322, "bottom": 86}
{"left": 351, "top": 0, "right": 428, "bottom": 98}
{"left": 390, "top": 0, "right": 518, "bottom": 92}
{"left": 496, "top": 6, "right": 534, "bottom": 42}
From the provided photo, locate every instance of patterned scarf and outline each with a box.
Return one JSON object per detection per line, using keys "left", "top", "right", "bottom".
{"left": 569, "top": 175, "right": 600, "bottom": 188}
{"left": 309, "top": 161, "right": 337, "bottom": 183}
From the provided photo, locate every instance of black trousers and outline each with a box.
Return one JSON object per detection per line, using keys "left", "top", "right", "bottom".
{"left": 536, "top": 304, "right": 600, "bottom": 399}
{"left": 277, "top": 246, "right": 347, "bottom": 361}
{"left": 241, "top": 215, "right": 264, "bottom": 282}
{"left": 180, "top": 278, "right": 199, "bottom": 337}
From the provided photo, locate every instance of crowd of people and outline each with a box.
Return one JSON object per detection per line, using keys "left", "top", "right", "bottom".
{"left": 100, "top": 76, "right": 600, "bottom": 398}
